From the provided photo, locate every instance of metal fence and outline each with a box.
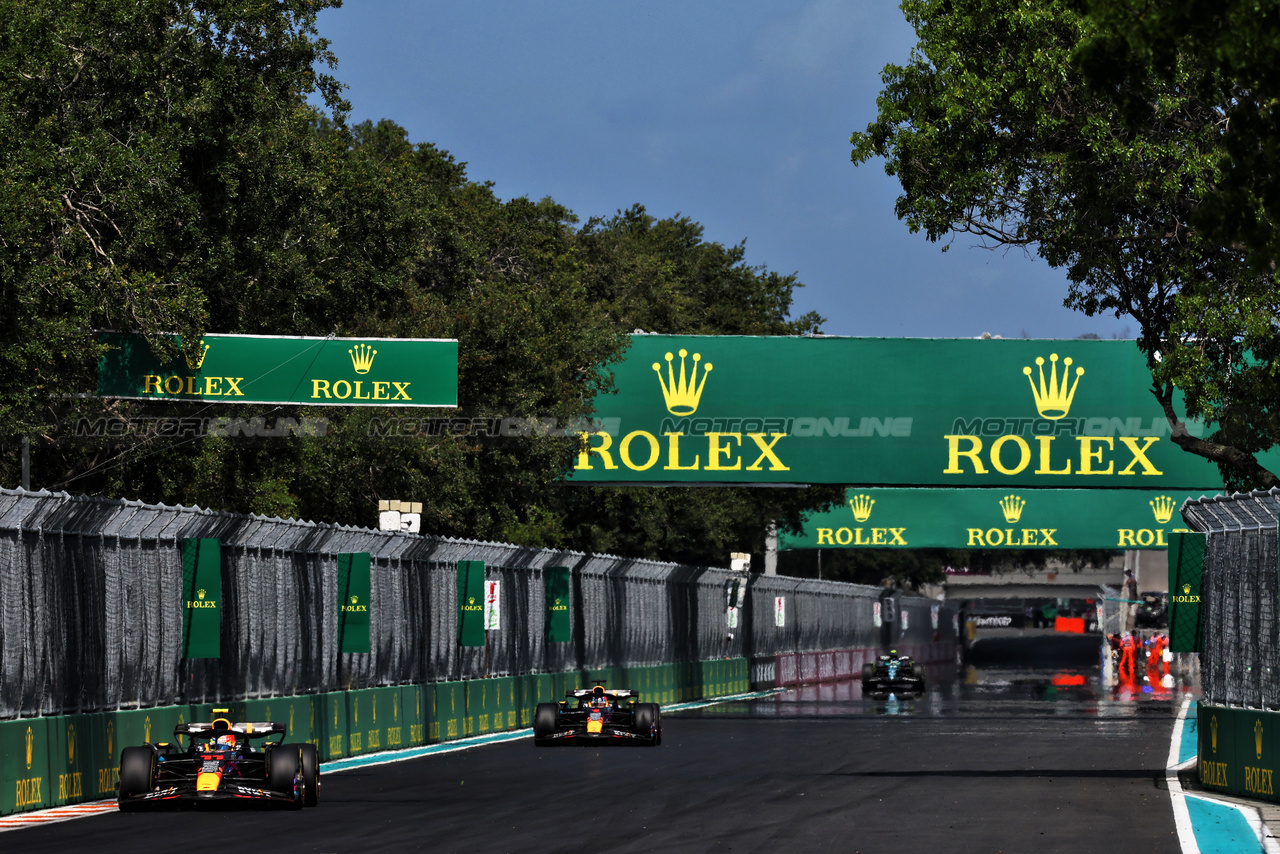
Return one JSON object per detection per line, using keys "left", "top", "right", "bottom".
{"left": 1182, "top": 489, "right": 1280, "bottom": 709}
{"left": 0, "top": 488, "right": 953, "bottom": 719}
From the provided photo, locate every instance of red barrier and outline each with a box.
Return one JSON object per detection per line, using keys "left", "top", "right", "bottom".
{"left": 1054, "top": 617, "right": 1086, "bottom": 634}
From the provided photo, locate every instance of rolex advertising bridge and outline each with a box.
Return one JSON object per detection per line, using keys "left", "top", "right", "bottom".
{"left": 0, "top": 488, "right": 956, "bottom": 817}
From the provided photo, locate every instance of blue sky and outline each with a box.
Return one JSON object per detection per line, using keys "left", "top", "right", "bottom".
{"left": 313, "top": 1, "right": 1134, "bottom": 340}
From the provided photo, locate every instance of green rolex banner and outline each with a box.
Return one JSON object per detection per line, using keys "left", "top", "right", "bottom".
{"left": 457, "top": 560, "right": 486, "bottom": 647}
{"left": 1168, "top": 532, "right": 1205, "bottom": 653}
{"left": 181, "top": 538, "right": 221, "bottom": 658}
{"left": 545, "top": 566, "right": 572, "bottom": 643}
{"left": 337, "top": 553, "right": 372, "bottom": 654}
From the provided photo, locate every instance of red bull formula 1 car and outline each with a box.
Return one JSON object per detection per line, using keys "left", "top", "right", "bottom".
{"left": 117, "top": 709, "right": 320, "bottom": 810}
{"left": 533, "top": 683, "right": 662, "bottom": 746}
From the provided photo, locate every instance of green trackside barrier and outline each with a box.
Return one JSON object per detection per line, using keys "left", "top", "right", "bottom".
{"left": 402, "top": 684, "right": 427, "bottom": 746}
{"left": 323, "top": 692, "right": 349, "bottom": 761}
{"left": 346, "top": 686, "right": 400, "bottom": 755}
{"left": 2, "top": 716, "right": 50, "bottom": 814}
{"left": 524, "top": 673, "right": 554, "bottom": 724}
{"left": 434, "top": 681, "right": 466, "bottom": 741}
{"left": 1198, "top": 704, "right": 1280, "bottom": 802}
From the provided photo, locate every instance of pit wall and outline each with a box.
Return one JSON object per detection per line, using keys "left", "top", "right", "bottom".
{"left": 768, "top": 642, "right": 957, "bottom": 688}
{"left": 1197, "top": 704, "right": 1280, "bottom": 803}
{"left": 0, "top": 658, "right": 747, "bottom": 817}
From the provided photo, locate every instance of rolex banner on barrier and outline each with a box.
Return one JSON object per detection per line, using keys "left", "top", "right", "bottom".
{"left": 781, "top": 488, "right": 1204, "bottom": 550}
{"left": 181, "top": 538, "right": 221, "bottom": 658}
{"left": 1168, "top": 532, "right": 1205, "bottom": 653}
{"left": 457, "top": 560, "right": 486, "bottom": 647}
{"left": 569, "top": 336, "right": 1266, "bottom": 488}
{"left": 337, "top": 552, "right": 371, "bottom": 654}
{"left": 97, "top": 332, "right": 458, "bottom": 407}
{"left": 545, "top": 566, "right": 572, "bottom": 642}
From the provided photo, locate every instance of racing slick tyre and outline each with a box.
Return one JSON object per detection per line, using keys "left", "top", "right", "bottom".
{"left": 632, "top": 703, "right": 659, "bottom": 746}
{"left": 862, "top": 663, "right": 876, "bottom": 680}
{"left": 914, "top": 663, "right": 926, "bottom": 681}
{"left": 533, "top": 702, "right": 559, "bottom": 746}
{"left": 297, "top": 743, "right": 321, "bottom": 807}
{"left": 269, "top": 745, "right": 304, "bottom": 809}
{"left": 117, "top": 746, "right": 156, "bottom": 810}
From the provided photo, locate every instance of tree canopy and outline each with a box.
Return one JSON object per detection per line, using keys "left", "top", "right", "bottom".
{"left": 0, "top": 2, "right": 840, "bottom": 567}
{"left": 851, "top": 0, "right": 1280, "bottom": 489}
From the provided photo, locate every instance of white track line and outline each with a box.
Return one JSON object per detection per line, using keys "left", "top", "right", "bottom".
{"left": 1167, "top": 696, "right": 1201, "bottom": 854}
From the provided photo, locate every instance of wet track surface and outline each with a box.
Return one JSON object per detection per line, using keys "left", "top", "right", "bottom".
{"left": 8, "top": 634, "right": 1186, "bottom": 853}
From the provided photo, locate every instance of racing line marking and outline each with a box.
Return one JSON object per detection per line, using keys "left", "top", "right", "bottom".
{"left": 0, "top": 688, "right": 784, "bottom": 831}
{"left": 0, "top": 800, "right": 119, "bottom": 833}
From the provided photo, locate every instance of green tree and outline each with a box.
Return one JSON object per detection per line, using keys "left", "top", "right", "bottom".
{"left": 1076, "top": 0, "right": 1280, "bottom": 270}
{"left": 0, "top": 0, "right": 346, "bottom": 443}
{"left": 851, "top": 0, "right": 1280, "bottom": 489}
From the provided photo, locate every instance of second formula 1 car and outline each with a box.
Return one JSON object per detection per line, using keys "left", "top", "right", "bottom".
{"left": 861, "top": 651, "right": 926, "bottom": 696}
{"left": 116, "top": 709, "right": 320, "bottom": 810}
{"left": 533, "top": 683, "right": 662, "bottom": 746}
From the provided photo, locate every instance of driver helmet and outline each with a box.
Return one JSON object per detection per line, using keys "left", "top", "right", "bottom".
{"left": 215, "top": 734, "right": 236, "bottom": 751}
{"left": 591, "top": 686, "right": 609, "bottom": 706}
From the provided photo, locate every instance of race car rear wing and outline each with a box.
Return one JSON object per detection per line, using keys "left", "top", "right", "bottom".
{"left": 174, "top": 721, "right": 287, "bottom": 740}
{"left": 564, "top": 688, "right": 640, "bottom": 701}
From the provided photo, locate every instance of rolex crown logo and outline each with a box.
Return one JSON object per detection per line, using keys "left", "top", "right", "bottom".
{"left": 350, "top": 595, "right": 358, "bottom": 605}
{"left": 197, "top": 589, "right": 206, "bottom": 600}
{"left": 1183, "top": 583, "right": 1191, "bottom": 595}
{"left": 1150, "top": 495, "right": 1176, "bottom": 525}
{"left": 1256, "top": 719, "right": 1264, "bottom": 759}
{"left": 468, "top": 597, "right": 475, "bottom": 605}
{"left": 1211, "top": 715, "right": 1219, "bottom": 753}
{"left": 1022, "top": 353, "right": 1083, "bottom": 420}
{"left": 848, "top": 494, "right": 875, "bottom": 523}
{"left": 25, "top": 727, "right": 33, "bottom": 770}
{"left": 653, "top": 349, "right": 712, "bottom": 416}
{"left": 999, "top": 494, "right": 1026, "bottom": 524}
{"left": 349, "top": 343, "right": 377, "bottom": 374}
{"left": 184, "top": 341, "right": 210, "bottom": 371}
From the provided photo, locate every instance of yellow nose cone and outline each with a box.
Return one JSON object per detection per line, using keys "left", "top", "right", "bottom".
{"left": 196, "top": 771, "right": 221, "bottom": 792}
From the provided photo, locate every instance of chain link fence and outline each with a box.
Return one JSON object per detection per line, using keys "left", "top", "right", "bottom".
{"left": 0, "top": 488, "right": 953, "bottom": 719}
{"left": 1182, "top": 489, "right": 1280, "bottom": 709}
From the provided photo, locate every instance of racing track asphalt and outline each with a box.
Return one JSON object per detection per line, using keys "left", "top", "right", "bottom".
{"left": 6, "top": 637, "right": 1183, "bottom": 853}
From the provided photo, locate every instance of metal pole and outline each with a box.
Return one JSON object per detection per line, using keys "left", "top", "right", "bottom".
{"left": 764, "top": 521, "right": 777, "bottom": 576}
{"left": 21, "top": 435, "right": 30, "bottom": 490}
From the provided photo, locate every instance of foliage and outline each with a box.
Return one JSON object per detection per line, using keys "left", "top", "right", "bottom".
{"left": 0, "top": 0, "right": 346, "bottom": 438}
{"left": 1076, "top": 0, "right": 1280, "bottom": 270}
{"left": 851, "top": 0, "right": 1280, "bottom": 488}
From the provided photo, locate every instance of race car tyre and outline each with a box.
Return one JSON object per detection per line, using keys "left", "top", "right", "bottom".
{"left": 269, "top": 745, "right": 304, "bottom": 808}
{"left": 633, "top": 703, "right": 659, "bottom": 745}
{"left": 862, "top": 663, "right": 876, "bottom": 680}
{"left": 117, "top": 746, "right": 155, "bottom": 809}
{"left": 294, "top": 743, "right": 321, "bottom": 807}
{"left": 533, "top": 702, "right": 559, "bottom": 746}
{"left": 915, "top": 663, "right": 926, "bottom": 681}
{"left": 655, "top": 707, "right": 663, "bottom": 745}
